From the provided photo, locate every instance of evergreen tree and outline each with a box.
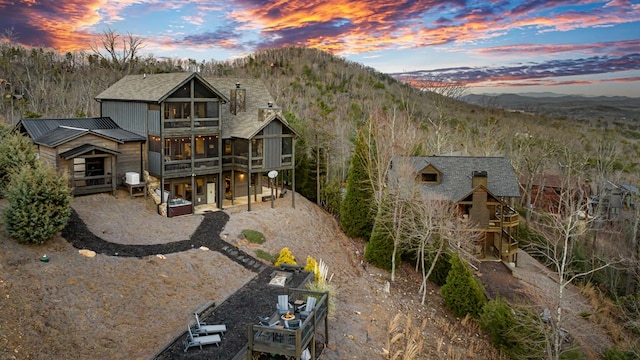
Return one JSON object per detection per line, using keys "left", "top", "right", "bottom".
{"left": 0, "top": 132, "right": 39, "bottom": 194}
{"left": 294, "top": 136, "right": 315, "bottom": 201}
{"left": 441, "top": 253, "right": 486, "bottom": 317}
{"left": 340, "top": 129, "right": 374, "bottom": 239}
{"left": 365, "top": 202, "right": 395, "bottom": 270}
{"left": 3, "top": 164, "right": 72, "bottom": 244}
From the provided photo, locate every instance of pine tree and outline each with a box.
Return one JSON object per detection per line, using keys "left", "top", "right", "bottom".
{"left": 340, "top": 130, "right": 373, "bottom": 239}
{"left": 364, "top": 203, "right": 395, "bottom": 270}
{"left": 441, "top": 253, "right": 486, "bottom": 317}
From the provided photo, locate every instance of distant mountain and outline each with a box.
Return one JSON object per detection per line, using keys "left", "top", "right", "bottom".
{"left": 461, "top": 93, "right": 640, "bottom": 122}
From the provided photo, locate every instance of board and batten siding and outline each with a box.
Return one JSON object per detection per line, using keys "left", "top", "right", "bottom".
{"left": 263, "top": 121, "right": 282, "bottom": 169}
{"left": 148, "top": 109, "right": 160, "bottom": 134}
{"left": 148, "top": 151, "right": 162, "bottom": 176}
{"left": 101, "top": 101, "right": 148, "bottom": 136}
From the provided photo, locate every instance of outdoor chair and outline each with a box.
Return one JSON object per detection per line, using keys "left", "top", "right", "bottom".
{"left": 284, "top": 319, "right": 301, "bottom": 330}
{"left": 183, "top": 325, "right": 221, "bottom": 352}
{"left": 192, "top": 313, "right": 226, "bottom": 336}
{"left": 277, "top": 294, "right": 293, "bottom": 315}
{"left": 299, "top": 296, "right": 317, "bottom": 319}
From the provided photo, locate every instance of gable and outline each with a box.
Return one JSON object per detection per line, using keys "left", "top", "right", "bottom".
{"left": 418, "top": 164, "right": 441, "bottom": 184}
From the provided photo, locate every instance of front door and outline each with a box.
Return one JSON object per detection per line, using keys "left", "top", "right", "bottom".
{"left": 207, "top": 183, "right": 216, "bottom": 205}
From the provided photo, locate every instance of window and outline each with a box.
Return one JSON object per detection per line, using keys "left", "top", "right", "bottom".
{"left": 194, "top": 102, "right": 219, "bottom": 127}
{"left": 148, "top": 136, "right": 161, "bottom": 152}
{"left": 223, "top": 140, "right": 232, "bottom": 155}
{"left": 421, "top": 172, "right": 438, "bottom": 183}
{"left": 194, "top": 136, "right": 218, "bottom": 158}
{"left": 251, "top": 138, "right": 263, "bottom": 157}
{"left": 282, "top": 137, "right": 292, "bottom": 155}
{"left": 164, "top": 102, "right": 190, "bottom": 128}
{"left": 169, "top": 85, "right": 190, "bottom": 98}
{"left": 164, "top": 137, "right": 191, "bottom": 161}
{"left": 194, "top": 81, "right": 215, "bottom": 98}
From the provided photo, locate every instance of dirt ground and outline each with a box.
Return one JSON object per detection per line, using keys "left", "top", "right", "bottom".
{"left": 0, "top": 189, "right": 612, "bottom": 359}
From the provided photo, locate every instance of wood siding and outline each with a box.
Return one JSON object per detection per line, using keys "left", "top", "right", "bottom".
{"left": 38, "top": 145, "right": 57, "bottom": 168}
{"left": 117, "top": 142, "right": 143, "bottom": 184}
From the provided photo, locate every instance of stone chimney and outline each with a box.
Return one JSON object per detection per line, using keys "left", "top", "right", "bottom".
{"left": 230, "top": 82, "right": 246, "bottom": 115}
{"left": 258, "top": 101, "right": 281, "bottom": 122}
{"left": 472, "top": 170, "right": 488, "bottom": 188}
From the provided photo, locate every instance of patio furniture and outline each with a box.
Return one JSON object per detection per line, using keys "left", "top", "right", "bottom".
{"left": 193, "top": 313, "right": 227, "bottom": 336}
{"left": 299, "top": 296, "right": 316, "bottom": 319}
{"left": 183, "top": 325, "right": 221, "bottom": 352}
{"left": 284, "top": 319, "right": 301, "bottom": 330}
{"left": 277, "top": 294, "right": 293, "bottom": 315}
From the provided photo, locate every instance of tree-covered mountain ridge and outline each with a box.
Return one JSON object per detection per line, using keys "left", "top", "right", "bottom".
{"left": 1, "top": 43, "right": 638, "bottom": 183}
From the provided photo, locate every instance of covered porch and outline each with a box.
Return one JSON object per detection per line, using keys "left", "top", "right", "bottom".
{"left": 59, "top": 144, "right": 118, "bottom": 196}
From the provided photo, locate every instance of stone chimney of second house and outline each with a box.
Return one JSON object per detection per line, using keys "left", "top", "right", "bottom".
{"left": 258, "top": 101, "right": 280, "bottom": 122}
{"left": 472, "top": 170, "right": 488, "bottom": 188}
{"left": 230, "top": 82, "right": 246, "bottom": 115}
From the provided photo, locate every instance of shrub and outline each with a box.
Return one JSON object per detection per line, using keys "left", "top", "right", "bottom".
{"left": 274, "top": 247, "right": 296, "bottom": 267}
{"left": 241, "top": 229, "right": 265, "bottom": 244}
{"left": 440, "top": 253, "right": 486, "bottom": 317}
{"left": 479, "top": 298, "right": 517, "bottom": 351}
{"left": 480, "top": 299, "right": 548, "bottom": 359}
{"left": 304, "top": 256, "right": 319, "bottom": 282}
{"left": 3, "top": 164, "right": 71, "bottom": 244}
{"left": 254, "top": 249, "right": 275, "bottom": 263}
{"left": 603, "top": 347, "right": 639, "bottom": 360}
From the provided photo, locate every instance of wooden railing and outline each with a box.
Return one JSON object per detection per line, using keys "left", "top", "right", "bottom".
{"left": 247, "top": 289, "right": 329, "bottom": 360}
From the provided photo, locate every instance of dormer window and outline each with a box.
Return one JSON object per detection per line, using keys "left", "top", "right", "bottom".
{"left": 421, "top": 172, "right": 438, "bottom": 183}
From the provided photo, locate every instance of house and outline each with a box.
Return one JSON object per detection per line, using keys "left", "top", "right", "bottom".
{"left": 400, "top": 156, "right": 521, "bottom": 265}
{"left": 524, "top": 173, "right": 563, "bottom": 213}
{"left": 16, "top": 117, "right": 145, "bottom": 196}
{"left": 94, "top": 72, "right": 297, "bottom": 216}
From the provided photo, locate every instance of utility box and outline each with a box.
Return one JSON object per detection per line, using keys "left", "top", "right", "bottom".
{"left": 125, "top": 172, "right": 140, "bottom": 185}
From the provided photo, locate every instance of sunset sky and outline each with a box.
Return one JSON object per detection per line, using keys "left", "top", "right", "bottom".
{"left": 2, "top": 0, "right": 639, "bottom": 97}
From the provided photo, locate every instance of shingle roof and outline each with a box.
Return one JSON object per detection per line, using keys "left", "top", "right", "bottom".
{"left": 204, "top": 77, "right": 296, "bottom": 139}
{"left": 399, "top": 156, "right": 520, "bottom": 201}
{"left": 19, "top": 117, "right": 145, "bottom": 147}
{"left": 95, "top": 72, "right": 229, "bottom": 103}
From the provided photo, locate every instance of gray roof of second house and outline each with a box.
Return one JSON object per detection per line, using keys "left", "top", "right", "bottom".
{"left": 205, "top": 77, "right": 296, "bottom": 139}
{"left": 18, "top": 117, "right": 145, "bottom": 147}
{"left": 400, "top": 156, "right": 521, "bottom": 201}
{"left": 95, "top": 72, "right": 230, "bottom": 103}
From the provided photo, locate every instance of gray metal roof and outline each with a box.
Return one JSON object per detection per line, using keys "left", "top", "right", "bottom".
{"left": 19, "top": 117, "right": 145, "bottom": 147}
{"left": 95, "top": 72, "right": 229, "bottom": 103}
{"left": 399, "top": 156, "right": 521, "bottom": 201}
{"left": 205, "top": 77, "right": 296, "bottom": 139}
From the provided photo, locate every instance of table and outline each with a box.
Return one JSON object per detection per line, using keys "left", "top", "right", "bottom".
{"left": 125, "top": 182, "right": 147, "bottom": 199}
{"left": 293, "top": 299, "right": 305, "bottom": 313}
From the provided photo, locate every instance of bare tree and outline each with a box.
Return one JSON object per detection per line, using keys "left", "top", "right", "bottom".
{"left": 361, "top": 107, "right": 422, "bottom": 281}
{"left": 524, "top": 148, "right": 621, "bottom": 359}
{"left": 420, "top": 79, "right": 468, "bottom": 155}
{"left": 89, "top": 27, "right": 144, "bottom": 74}
{"left": 508, "top": 132, "right": 559, "bottom": 222}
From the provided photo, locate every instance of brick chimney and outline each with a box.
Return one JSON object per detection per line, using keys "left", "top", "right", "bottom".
{"left": 258, "top": 101, "right": 281, "bottom": 122}
{"left": 472, "top": 170, "right": 488, "bottom": 188}
{"left": 230, "top": 82, "right": 246, "bottom": 115}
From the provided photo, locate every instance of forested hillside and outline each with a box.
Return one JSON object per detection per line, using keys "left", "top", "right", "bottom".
{"left": 2, "top": 36, "right": 640, "bottom": 358}
{"left": 2, "top": 40, "right": 639, "bottom": 198}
